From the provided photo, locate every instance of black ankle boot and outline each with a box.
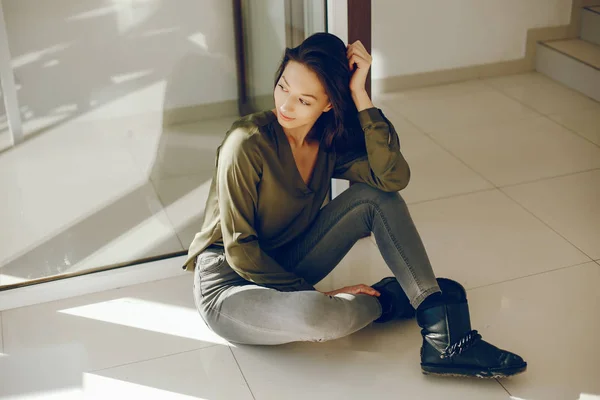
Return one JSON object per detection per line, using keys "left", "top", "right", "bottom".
{"left": 416, "top": 278, "right": 527, "bottom": 378}
{"left": 371, "top": 277, "right": 415, "bottom": 323}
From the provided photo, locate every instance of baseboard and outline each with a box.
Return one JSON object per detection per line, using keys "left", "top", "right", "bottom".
{"left": 246, "top": 94, "right": 275, "bottom": 114}
{"left": 163, "top": 99, "right": 238, "bottom": 126}
{"left": 372, "top": 59, "right": 533, "bottom": 94}
{"left": 582, "top": 0, "right": 600, "bottom": 6}
{"left": 163, "top": 94, "right": 275, "bottom": 126}
{"left": 0, "top": 255, "right": 188, "bottom": 311}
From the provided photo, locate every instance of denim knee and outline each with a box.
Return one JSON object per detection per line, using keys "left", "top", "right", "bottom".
{"left": 350, "top": 182, "right": 406, "bottom": 207}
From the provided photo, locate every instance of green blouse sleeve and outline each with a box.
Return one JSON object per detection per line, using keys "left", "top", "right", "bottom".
{"left": 333, "top": 107, "right": 411, "bottom": 192}
{"left": 216, "top": 127, "right": 314, "bottom": 292}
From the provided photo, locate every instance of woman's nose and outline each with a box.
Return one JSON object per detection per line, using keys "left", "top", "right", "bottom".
{"left": 281, "top": 98, "right": 295, "bottom": 114}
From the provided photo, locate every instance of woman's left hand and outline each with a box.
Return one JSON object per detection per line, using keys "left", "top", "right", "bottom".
{"left": 347, "top": 40, "right": 372, "bottom": 95}
{"left": 319, "top": 284, "right": 380, "bottom": 297}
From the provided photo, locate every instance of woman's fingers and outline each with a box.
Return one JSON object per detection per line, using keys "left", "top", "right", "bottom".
{"left": 324, "top": 284, "right": 380, "bottom": 297}
{"left": 347, "top": 41, "right": 372, "bottom": 62}
{"left": 354, "top": 284, "right": 380, "bottom": 297}
{"left": 347, "top": 40, "right": 366, "bottom": 53}
{"left": 348, "top": 53, "right": 370, "bottom": 71}
{"left": 366, "top": 286, "right": 381, "bottom": 297}
{"left": 348, "top": 54, "right": 357, "bottom": 70}
{"left": 347, "top": 46, "right": 372, "bottom": 72}
{"left": 353, "top": 40, "right": 367, "bottom": 53}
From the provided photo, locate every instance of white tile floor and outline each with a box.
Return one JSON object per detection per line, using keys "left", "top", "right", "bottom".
{"left": 1, "top": 73, "right": 599, "bottom": 399}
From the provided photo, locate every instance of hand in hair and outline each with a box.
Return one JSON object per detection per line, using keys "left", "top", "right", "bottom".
{"left": 347, "top": 40, "right": 372, "bottom": 95}
{"left": 347, "top": 40, "right": 374, "bottom": 111}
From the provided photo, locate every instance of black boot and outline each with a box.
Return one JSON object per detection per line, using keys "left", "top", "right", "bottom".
{"left": 371, "top": 277, "right": 415, "bottom": 323}
{"left": 371, "top": 277, "right": 461, "bottom": 324}
{"left": 416, "top": 278, "right": 527, "bottom": 378}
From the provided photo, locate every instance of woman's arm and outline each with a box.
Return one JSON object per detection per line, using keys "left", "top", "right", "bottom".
{"left": 333, "top": 40, "right": 410, "bottom": 192}
{"left": 217, "top": 128, "right": 314, "bottom": 292}
{"left": 332, "top": 107, "right": 411, "bottom": 192}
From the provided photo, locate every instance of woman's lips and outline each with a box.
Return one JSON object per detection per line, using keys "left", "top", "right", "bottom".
{"left": 279, "top": 111, "right": 295, "bottom": 121}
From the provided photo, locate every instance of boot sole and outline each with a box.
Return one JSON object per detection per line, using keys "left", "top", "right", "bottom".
{"left": 421, "top": 363, "right": 527, "bottom": 379}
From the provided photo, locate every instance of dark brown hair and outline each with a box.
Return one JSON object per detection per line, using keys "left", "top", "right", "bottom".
{"left": 273, "top": 32, "right": 366, "bottom": 155}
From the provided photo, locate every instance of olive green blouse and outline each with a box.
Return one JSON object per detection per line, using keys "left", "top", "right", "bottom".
{"left": 182, "top": 107, "right": 410, "bottom": 291}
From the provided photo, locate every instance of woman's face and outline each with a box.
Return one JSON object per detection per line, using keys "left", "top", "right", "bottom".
{"left": 274, "top": 61, "right": 332, "bottom": 134}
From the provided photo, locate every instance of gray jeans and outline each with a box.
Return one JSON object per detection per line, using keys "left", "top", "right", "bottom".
{"left": 192, "top": 183, "right": 441, "bottom": 345}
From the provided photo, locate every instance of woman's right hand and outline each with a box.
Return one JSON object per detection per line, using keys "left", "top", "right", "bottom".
{"left": 320, "top": 284, "right": 380, "bottom": 297}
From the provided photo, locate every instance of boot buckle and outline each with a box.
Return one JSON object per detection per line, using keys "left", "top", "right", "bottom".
{"left": 441, "top": 330, "right": 482, "bottom": 359}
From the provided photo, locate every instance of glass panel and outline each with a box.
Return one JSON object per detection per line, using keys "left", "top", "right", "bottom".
{"left": 0, "top": 90, "right": 10, "bottom": 152}
{"left": 241, "top": 0, "right": 326, "bottom": 114}
{"left": 0, "top": 0, "right": 327, "bottom": 290}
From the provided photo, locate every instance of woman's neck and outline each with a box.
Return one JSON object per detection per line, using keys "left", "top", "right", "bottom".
{"left": 283, "top": 125, "right": 314, "bottom": 148}
{"left": 271, "top": 109, "right": 319, "bottom": 148}
{"left": 277, "top": 119, "right": 315, "bottom": 148}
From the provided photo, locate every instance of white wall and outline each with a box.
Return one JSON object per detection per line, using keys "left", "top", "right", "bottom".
{"left": 2, "top": 0, "right": 238, "bottom": 126}
{"left": 372, "top": 0, "right": 573, "bottom": 79}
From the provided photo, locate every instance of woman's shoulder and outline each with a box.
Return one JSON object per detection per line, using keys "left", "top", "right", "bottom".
{"left": 231, "top": 110, "right": 276, "bottom": 132}
{"left": 221, "top": 111, "right": 275, "bottom": 156}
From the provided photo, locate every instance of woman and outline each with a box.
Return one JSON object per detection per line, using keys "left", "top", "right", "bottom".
{"left": 183, "top": 32, "right": 527, "bottom": 379}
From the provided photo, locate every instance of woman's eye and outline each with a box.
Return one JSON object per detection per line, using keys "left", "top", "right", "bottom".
{"left": 278, "top": 83, "right": 288, "bottom": 92}
{"left": 299, "top": 99, "right": 311, "bottom": 106}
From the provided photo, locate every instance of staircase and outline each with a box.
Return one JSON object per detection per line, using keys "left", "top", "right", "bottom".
{"left": 536, "top": 6, "right": 600, "bottom": 101}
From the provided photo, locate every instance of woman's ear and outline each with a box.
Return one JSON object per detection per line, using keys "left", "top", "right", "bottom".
{"left": 323, "top": 102, "right": 333, "bottom": 113}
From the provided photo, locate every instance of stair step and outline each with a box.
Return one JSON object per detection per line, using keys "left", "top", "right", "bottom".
{"left": 542, "top": 39, "right": 600, "bottom": 69}
{"left": 536, "top": 39, "right": 600, "bottom": 102}
{"left": 581, "top": 6, "right": 600, "bottom": 46}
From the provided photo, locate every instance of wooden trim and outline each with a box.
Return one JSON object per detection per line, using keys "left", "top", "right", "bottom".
{"left": 232, "top": 0, "right": 247, "bottom": 116}
{"left": 347, "top": 0, "right": 371, "bottom": 190}
{"left": 347, "top": 0, "right": 371, "bottom": 97}
{"left": 284, "top": 0, "right": 305, "bottom": 48}
{"left": 284, "top": 0, "right": 293, "bottom": 48}
{"left": 0, "top": 251, "right": 187, "bottom": 293}
{"left": 0, "top": 256, "right": 188, "bottom": 310}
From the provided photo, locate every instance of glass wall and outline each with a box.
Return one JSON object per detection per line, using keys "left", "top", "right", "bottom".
{"left": 0, "top": 0, "right": 327, "bottom": 290}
